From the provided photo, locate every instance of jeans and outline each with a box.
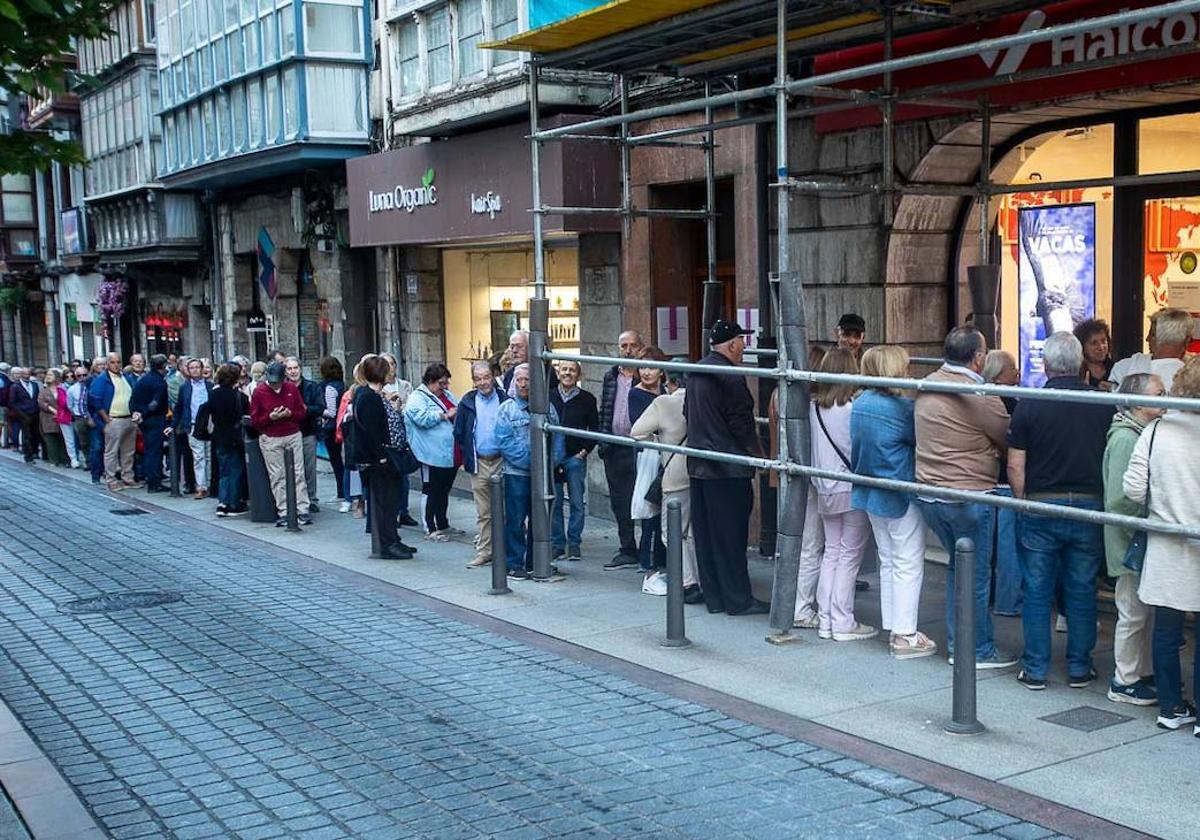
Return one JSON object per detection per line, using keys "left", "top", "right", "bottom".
{"left": 917, "top": 500, "right": 997, "bottom": 660}
{"left": 993, "top": 486, "right": 1023, "bottom": 615}
{"left": 88, "top": 423, "right": 105, "bottom": 481}
{"left": 215, "top": 444, "right": 245, "bottom": 509}
{"left": 1152, "top": 606, "right": 1198, "bottom": 713}
{"left": 552, "top": 455, "right": 587, "bottom": 553}
{"left": 1017, "top": 500, "right": 1103, "bottom": 679}
{"left": 140, "top": 416, "right": 166, "bottom": 489}
{"left": 503, "top": 473, "right": 533, "bottom": 572}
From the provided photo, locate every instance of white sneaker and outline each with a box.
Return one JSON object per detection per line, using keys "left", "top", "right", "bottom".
{"left": 339, "top": 500, "right": 352, "bottom": 513}
{"left": 641, "top": 572, "right": 668, "bottom": 596}
{"left": 832, "top": 623, "right": 879, "bottom": 642}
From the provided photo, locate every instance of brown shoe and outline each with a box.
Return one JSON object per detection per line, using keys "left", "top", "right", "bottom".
{"left": 194, "top": 489, "right": 208, "bottom": 500}
{"left": 123, "top": 480, "right": 144, "bottom": 489}
{"left": 467, "top": 556, "right": 490, "bottom": 568}
{"left": 107, "top": 482, "right": 125, "bottom": 492}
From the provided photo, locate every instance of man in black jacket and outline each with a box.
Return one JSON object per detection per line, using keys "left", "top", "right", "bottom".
{"left": 7, "top": 367, "right": 40, "bottom": 463}
{"left": 131, "top": 355, "right": 170, "bottom": 492}
{"left": 597, "top": 330, "right": 643, "bottom": 569}
{"left": 685, "top": 320, "right": 768, "bottom": 616}
{"left": 549, "top": 359, "right": 599, "bottom": 562}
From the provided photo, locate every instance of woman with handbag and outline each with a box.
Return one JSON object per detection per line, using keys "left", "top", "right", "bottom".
{"left": 404, "top": 363, "right": 461, "bottom": 541}
{"left": 1124, "top": 358, "right": 1200, "bottom": 730}
{"left": 208, "top": 363, "right": 251, "bottom": 517}
{"left": 810, "top": 348, "right": 875, "bottom": 642}
{"left": 354, "top": 355, "right": 418, "bottom": 560}
{"left": 318, "top": 357, "right": 347, "bottom": 507}
{"left": 628, "top": 347, "right": 668, "bottom": 593}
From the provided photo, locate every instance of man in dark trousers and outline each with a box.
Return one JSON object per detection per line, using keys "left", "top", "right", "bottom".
{"left": 131, "top": 354, "right": 170, "bottom": 492}
{"left": 598, "top": 329, "right": 644, "bottom": 569}
{"left": 685, "top": 320, "right": 768, "bottom": 616}
{"left": 6, "top": 367, "right": 39, "bottom": 462}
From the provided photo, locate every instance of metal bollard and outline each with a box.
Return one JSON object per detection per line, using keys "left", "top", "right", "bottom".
{"left": 283, "top": 446, "right": 301, "bottom": 533}
{"left": 487, "top": 472, "right": 510, "bottom": 595}
{"left": 368, "top": 473, "right": 384, "bottom": 558}
{"left": 945, "top": 537, "right": 985, "bottom": 735}
{"left": 661, "top": 498, "right": 691, "bottom": 648}
{"left": 168, "top": 431, "right": 181, "bottom": 497}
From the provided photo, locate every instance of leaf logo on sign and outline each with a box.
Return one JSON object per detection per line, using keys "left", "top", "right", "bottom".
{"left": 421, "top": 168, "right": 436, "bottom": 188}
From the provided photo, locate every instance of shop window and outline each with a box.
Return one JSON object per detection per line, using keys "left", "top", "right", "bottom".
{"left": 427, "top": 5, "right": 450, "bottom": 87}
{"left": 304, "top": 2, "right": 360, "bottom": 55}
{"left": 1139, "top": 113, "right": 1200, "bottom": 176}
{"left": 457, "top": 0, "right": 483, "bottom": 78}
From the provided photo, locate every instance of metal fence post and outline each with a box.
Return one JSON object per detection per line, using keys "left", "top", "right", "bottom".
{"left": 662, "top": 498, "right": 691, "bottom": 648}
{"left": 168, "top": 431, "right": 181, "bottom": 497}
{"left": 283, "top": 446, "right": 301, "bottom": 533}
{"left": 946, "top": 537, "right": 985, "bottom": 735}
{"left": 488, "top": 472, "right": 510, "bottom": 595}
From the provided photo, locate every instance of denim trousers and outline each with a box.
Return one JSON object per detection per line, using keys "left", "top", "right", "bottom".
{"left": 551, "top": 455, "right": 587, "bottom": 553}
{"left": 1152, "top": 606, "right": 1199, "bottom": 713}
{"left": 215, "top": 444, "right": 245, "bottom": 509}
{"left": 917, "top": 500, "right": 997, "bottom": 660}
{"left": 140, "top": 416, "right": 165, "bottom": 489}
{"left": 503, "top": 472, "right": 533, "bottom": 573}
{"left": 992, "top": 486, "right": 1023, "bottom": 615}
{"left": 1017, "top": 500, "right": 1103, "bottom": 679}
{"left": 88, "top": 423, "right": 105, "bottom": 481}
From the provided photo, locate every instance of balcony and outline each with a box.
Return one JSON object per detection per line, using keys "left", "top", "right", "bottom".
{"left": 88, "top": 189, "right": 202, "bottom": 262}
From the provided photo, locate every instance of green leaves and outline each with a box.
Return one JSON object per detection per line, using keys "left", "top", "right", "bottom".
{"left": 421, "top": 167, "right": 436, "bottom": 187}
{"left": 0, "top": 0, "right": 21, "bottom": 22}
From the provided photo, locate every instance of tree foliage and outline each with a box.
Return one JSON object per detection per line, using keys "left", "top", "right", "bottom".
{"left": 0, "top": 0, "right": 116, "bottom": 173}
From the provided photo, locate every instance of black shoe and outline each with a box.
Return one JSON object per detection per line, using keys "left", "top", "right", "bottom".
{"left": 383, "top": 544, "right": 414, "bottom": 560}
{"left": 1069, "top": 668, "right": 1097, "bottom": 689}
{"left": 146, "top": 485, "right": 165, "bottom": 493}
{"left": 1016, "top": 670, "right": 1047, "bottom": 691}
{"left": 399, "top": 514, "right": 420, "bottom": 527}
{"left": 397, "top": 542, "right": 418, "bottom": 554}
{"left": 566, "top": 548, "right": 582, "bottom": 562}
{"left": 553, "top": 549, "right": 566, "bottom": 561}
{"left": 729, "top": 599, "right": 770, "bottom": 616}
{"left": 508, "top": 568, "right": 530, "bottom": 580}
{"left": 309, "top": 502, "right": 320, "bottom": 513}
{"left": 297, "top": 514, "right": 313, "bottom": 526}
{"left": 604, "top": 553, "right": 639, "bottom": 571}
{"left": 706, "top": 602, "right": 726, "bottom": 614}
{"left": 225, "top": 506, "right": 248, "bottom": 517}
{"left": 683, "top": 585, "right": 705, "bottom": 605}
{"left": 275, "top": 517, "right": 287, "bottom": 528}
{"left": 215, "top": 505, "right": 229, "bottom": 517}
{"left": 855, "top": 579, "right": 870, "bottom": 592}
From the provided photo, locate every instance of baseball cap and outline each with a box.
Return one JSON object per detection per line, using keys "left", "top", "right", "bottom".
{"left": 838, "top": 313, "right": 866, "bottom": 333}
{"left": 709, "top": 319, "right": 753, "bottom": 346}
{"left": 0, "top": 362, "right": 10, "bottom": 373}
{"left": 265, "top": 361, "right": 285, "bottom": 384}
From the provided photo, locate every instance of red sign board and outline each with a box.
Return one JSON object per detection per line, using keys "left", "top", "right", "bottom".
{"left": 813, "top": 0, "right": 1200, "bottom": 132}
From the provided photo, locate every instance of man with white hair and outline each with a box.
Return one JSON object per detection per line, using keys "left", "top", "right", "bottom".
{"left": 1007, "top": 331, "right": 1116, "bottom": 691}
{"left": 1110, "top": 307, "right": 1193, "bottom": 391}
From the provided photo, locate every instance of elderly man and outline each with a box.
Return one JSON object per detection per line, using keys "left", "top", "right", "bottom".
{"left": 1008, "top": 331, "right": 1116, "bottom": 691}
{"left": 89, "top": 353, "right": 140, "bottom": 490}
{"left": 454, "top": 360, "right": 510, "bottom": 568}
{"left": 1110, "top": 307, "right": 1193, "bottom": 391}
{"left": 915, "top": 326, "right": 1014, "bottom": 669}
{"left": 175, "top": 358, "right": 213, "bottom": 499}
{"left": 6, "top": 367, "right": 39, "bottom": 463}
{"left": 129, "top": 353, "right": 147, "bottom": 379}
{"left": 285, "top": 356, "right": 325, "bottom": 512}
{"left": 685, "top": 319, "right": 767, "bottom": 616}
{"left": 598, "top": 330, "right": 644, "bottom": 570}
{"left": 66, "top": 365, "right": 92, "bottom": 470}
{"left": 250, "top": 361, "right": 312, "bottom": 527}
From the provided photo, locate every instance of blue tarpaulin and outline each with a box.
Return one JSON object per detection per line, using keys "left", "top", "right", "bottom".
{"left": 530, "top": 0, "right": 608, "bottom": 29}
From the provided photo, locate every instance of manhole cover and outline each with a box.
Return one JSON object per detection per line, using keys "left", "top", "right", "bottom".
{"left": 110, "top": 508, "right": 149, "bottom": 516}
{"left": 1039, "top": 705, "right": 1132, "bottom": 732}
{"left": 60, "top": 591, "right": 184, "bottom": 614}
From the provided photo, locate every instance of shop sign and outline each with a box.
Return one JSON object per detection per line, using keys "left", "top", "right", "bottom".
{"left": 368, "top": 168, "right": 438, "bottom": 214}
{"left": 813, "top": 0, "right": 1200, "bottom": 133}
{"left": 470, "top": 190, "right": 503, "bottom": 219}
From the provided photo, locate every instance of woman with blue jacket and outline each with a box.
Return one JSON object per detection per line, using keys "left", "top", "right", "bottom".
{"left": 850, "top": 345, "right": 935, "bottom": 660}
{"left": 404, "top": 363, "right": 460, "bottom": 540}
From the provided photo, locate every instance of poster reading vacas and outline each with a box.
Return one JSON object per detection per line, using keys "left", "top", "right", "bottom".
{"left": 1017, "top": 203, "right": 1096, "bottom": 387}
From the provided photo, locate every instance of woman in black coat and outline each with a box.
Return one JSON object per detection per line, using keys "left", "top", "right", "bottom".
{"left": 208, "top": 363, "right": 251, "bottom": 516}
{"left": 353, "top": 356, "right": 417, "bottom": 560}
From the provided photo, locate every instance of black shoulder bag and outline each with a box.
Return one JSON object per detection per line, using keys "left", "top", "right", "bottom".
{"left": 814, "top": 405, "right": 852, "bottom": 470}
{"left": 643, "top": 436, "right": 685, "bottom": 506}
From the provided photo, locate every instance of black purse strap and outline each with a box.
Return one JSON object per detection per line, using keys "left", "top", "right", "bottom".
{"left": 814, "top": 405, "right": 852, "bottom": 470}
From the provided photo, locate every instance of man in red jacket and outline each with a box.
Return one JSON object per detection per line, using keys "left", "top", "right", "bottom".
{"left": 250, "top": 362, "right": 311, "bottom": 526}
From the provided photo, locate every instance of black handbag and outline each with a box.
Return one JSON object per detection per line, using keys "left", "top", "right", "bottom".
{"left": 384, "top": 444, "right": 420, "bottom": 475}
{"left": 1122, "top": 420, "right": 1159, "bottom": 574}
{"left": 643, "top": 437, "right": 685, "bottom": 506}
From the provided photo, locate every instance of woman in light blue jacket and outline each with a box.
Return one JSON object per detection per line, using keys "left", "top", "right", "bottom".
{"left": 404, "top": 363, "right": 460, "bottom": 540}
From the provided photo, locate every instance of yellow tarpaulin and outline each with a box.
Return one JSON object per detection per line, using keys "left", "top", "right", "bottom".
{"left": 481, "top": 0, "right": 731, "bottom": 53}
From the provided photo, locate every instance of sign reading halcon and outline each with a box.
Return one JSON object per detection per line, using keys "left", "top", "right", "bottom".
{"left": 368, "top": 168, "right": 438, "bottom": 214}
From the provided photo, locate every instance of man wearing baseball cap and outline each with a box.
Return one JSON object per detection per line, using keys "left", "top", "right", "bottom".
{"left": 250, "top": 361, "right": 312, "bottom": 526}
{"left": 837, "top": 313, "right": 866, "bottom": 358}
{"left": 684, "top": 319, "right": 769, "bottom": 616}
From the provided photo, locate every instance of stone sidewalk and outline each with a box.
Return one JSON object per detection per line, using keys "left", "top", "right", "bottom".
{"left": 4, "top": 450, "right": 1189, "bottom": 838}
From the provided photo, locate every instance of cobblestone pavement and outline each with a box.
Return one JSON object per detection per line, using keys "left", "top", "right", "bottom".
{"left": 0, "top": 462, "right": 1071, "bottom": 840}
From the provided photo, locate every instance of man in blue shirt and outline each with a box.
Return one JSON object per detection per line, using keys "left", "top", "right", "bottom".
{"left": 454, "top": 361, "right": 509, "bottom": 569}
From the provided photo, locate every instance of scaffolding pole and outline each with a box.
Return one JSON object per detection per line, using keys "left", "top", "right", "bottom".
{"left": 701, "top": 79, "right": 722, "bottom": 349}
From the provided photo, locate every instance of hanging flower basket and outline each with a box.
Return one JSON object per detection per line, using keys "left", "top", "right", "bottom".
{"left": 97, "top": 278, "right": 129, "bottom": 321}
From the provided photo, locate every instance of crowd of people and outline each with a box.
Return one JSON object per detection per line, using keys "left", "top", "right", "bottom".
{"left": 2, "top": 303, "right": 1197, "bottom": 735}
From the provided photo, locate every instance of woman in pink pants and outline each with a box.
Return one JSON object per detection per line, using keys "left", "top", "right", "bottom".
{"left": 810, "top": 349, "right": 876, "bottom": 642}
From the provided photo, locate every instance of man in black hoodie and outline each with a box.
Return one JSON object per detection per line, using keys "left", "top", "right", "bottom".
{"left": 130, "top": 354, "right": 170, "bottom": 492}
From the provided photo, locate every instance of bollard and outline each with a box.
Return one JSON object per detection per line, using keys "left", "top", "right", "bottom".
{"left": 945, "top": 537, "right": 985, "bottom": 735}
{"left": 168, "top": 431, "right": 181, "bottom": 497}
{"left": 368, "top": 474, "right": 384, "bottom": 558}
{"left": 283, "top": 446, "right": 301, "bottom": 533}
{"left": 661, "top": 498, "right": 691, "bottom": 648}
{"left": 487, "top": 473, "right": 510, "bottom": 595}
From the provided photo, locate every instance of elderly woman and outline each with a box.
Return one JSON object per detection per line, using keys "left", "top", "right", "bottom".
{"left": 1124, "top": 357, "right": 1200, "bottom": 731}
{"left": 1074, "top": 318, "right": 1114, "bottom": 389}
{"left": 850, "top": 345, "right": 933, "bottom": 659}
{"left": 404, "top": 362, "right": 460, "bottom": 540}
{"left": 37, "top": 369, "right": 70, "bottom": 466}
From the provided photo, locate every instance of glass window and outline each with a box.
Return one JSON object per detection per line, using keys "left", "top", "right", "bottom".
{"left": 304, "top": 3, "right": 360, "bottom": 54}
{"left": 491, "top": 0, "right": 518, "bottom": 64}
{"left": 241, "top": 0, "right": 254, "bottom": 22}
{"left": 189, "top": 102, "right": 201, "bottom": 163}
{"left": 163, "top": 113, "right": 175, "bottom": 169}
{"left": 1140, "top": 113, "right": 1200, "bottom": 176}
{"left": 216, "top": 88, "right": 230, "bottom": 152}
{"left": 180, "top": 0, "right": 193, "bottom": 46}
{"left": 457, "top": 0, "right": 482, "bottom": 77}
{"left": 203, "top": 96, "right": 216, "bottom": 157}
{"left": 396, "top": 21, "right": 418, "bottom": 97}
{"left": 230, "top": 27, "right": 245, "bottom": 74}
{"left": 177, "top": 108, "right": 190, "bottom": 166}
{"left": 283, "top": 63, "right": 298, "bottom": 137}
{"left": 199, "top": 43, "right": 211, "bottom": 87}
{"left": 261, "top": 10, "right": 276, "bottom": 63}
{"left": 208, "top": 0, "right": 222, "bottom": 35}
{"left": 145, "top": 0, "right": 157, "bottom": 43}
{"left": 215, "top": 37, "right": 228, "bottom": 79}
{"left": 2, "top": 193, "right": 33, "bottom": 224}
{"left": 246, "top": 77, "right": 262, "bottom": 147}
{"left": 264, "top": 70, "right": 279, "bottom": 144}
{"left": 306, "top": 63, "right": 363, "bottom": 134}
{"left": 279, "top": 4, "right": 294, "bottom": 55}
{"left": 245, "top": 18, "right": 260, "bottom": 68}
{"left": 427, "top": 5, "right": 449, "bottom": 86}
{"left": 232, "top": 83, "right": 247, "bottom": 149}
{"left": 7, "top": 230, "right": 36, "bottom": 257}
{"left": 224, "top": 0, "right": 238, "bottom": 28}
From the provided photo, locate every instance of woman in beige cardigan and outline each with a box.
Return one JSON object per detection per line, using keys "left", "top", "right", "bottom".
{"left": 1124, "top": 356, "right": 1200, "bottom": 732}
{"left": 631, "top": 364, "right": 702, "bottom": 603}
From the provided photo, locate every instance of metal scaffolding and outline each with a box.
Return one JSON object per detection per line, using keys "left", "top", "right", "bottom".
{"left": 521, "top": 1, "right": 1200, "bottom": 637}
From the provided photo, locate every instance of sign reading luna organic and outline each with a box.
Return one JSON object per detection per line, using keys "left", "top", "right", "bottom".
{"left": 346, "top": 121, "right": 618, "bottom": 247}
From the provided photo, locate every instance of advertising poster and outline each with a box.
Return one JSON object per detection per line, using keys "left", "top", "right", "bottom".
{"left": 1017, "top": 203, "right": 1095, "bottom": 387}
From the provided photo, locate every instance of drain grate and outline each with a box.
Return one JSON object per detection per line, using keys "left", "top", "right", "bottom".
{"left": 60, "top": 591, "right": 184, "bottom": 614}
{"left": 1039, "top": 705, "right": 1132, "bottom": 732}
{"left": 110, "top": 508, "right": 150, "bottom": 516}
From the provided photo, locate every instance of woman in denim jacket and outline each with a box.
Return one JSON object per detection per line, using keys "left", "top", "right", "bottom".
{"left": 404, "top": 363, "right": 460, "bottom": 540}
{"left": 850, "top": 346, "right": 935, "bottom": 660}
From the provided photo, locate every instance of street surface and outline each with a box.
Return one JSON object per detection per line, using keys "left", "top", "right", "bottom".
{"left": 0, "top": 459, "right": 1071, "bottom": 839}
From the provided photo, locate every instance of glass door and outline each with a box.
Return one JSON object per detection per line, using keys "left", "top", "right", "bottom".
{"left": 1142, "top": 194, "right": 1200, "bottom": 353}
